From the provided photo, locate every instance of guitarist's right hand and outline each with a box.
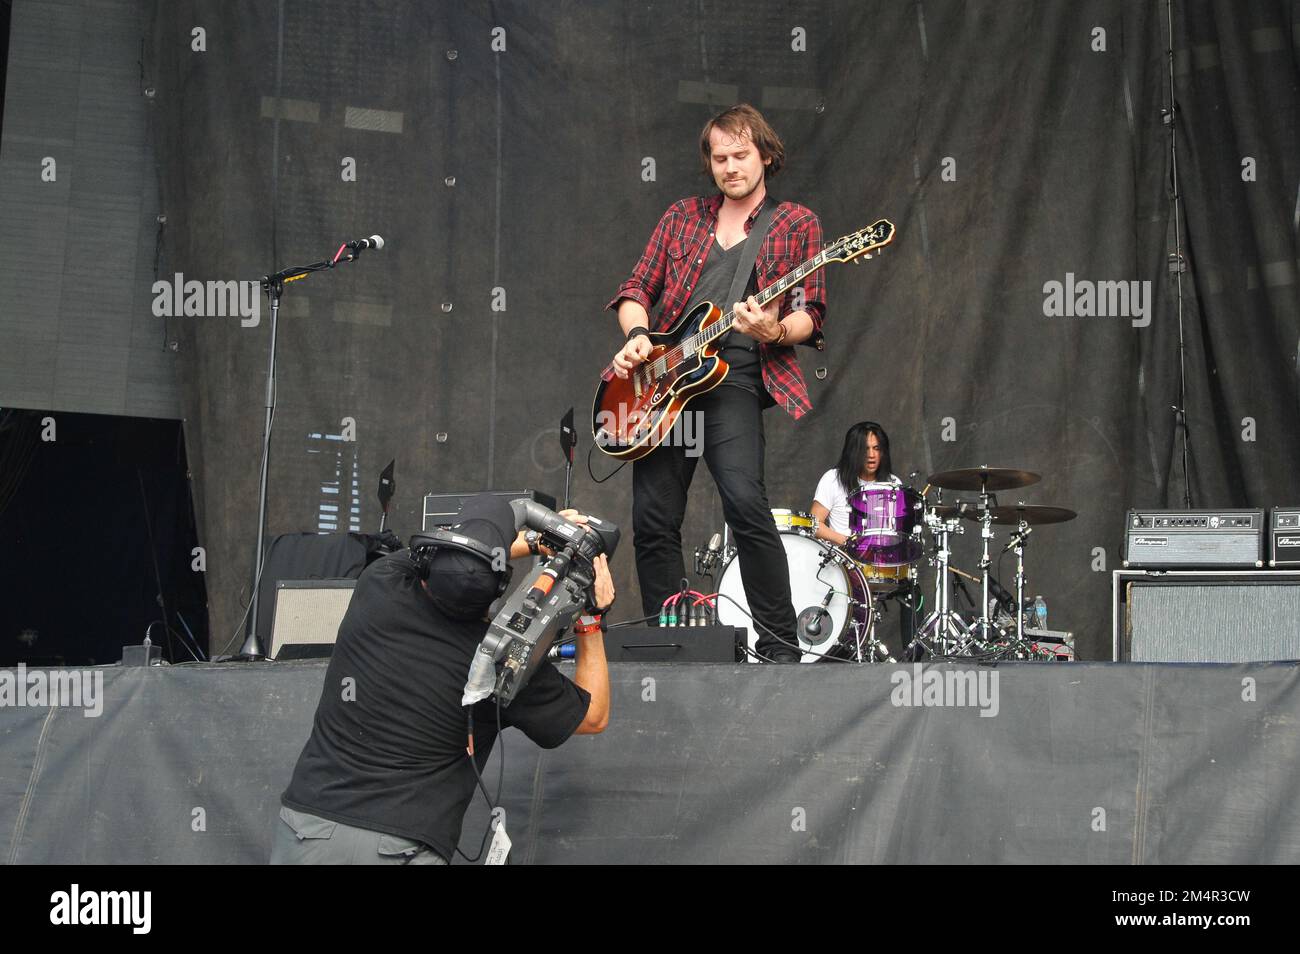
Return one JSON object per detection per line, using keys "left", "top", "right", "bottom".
{"left": 612, "top": 334, "right": 652, "bottom": 379}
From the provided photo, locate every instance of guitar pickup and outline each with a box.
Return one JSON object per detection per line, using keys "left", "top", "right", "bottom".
{"left": 633, "top": 370, "right": 643, "bottom": 400}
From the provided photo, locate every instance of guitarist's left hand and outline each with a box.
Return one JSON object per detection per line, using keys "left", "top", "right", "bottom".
{"left": 732, "top": 295, "right": 783, "bottom": 343}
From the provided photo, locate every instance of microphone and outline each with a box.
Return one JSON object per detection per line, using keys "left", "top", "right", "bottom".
{"left": 1001, "top": 526, "right": 1033, "bottom": 553}
{"left": 696, "top": 532, "right": 723, "bottom": 575}
{"left": 347, "top": 234, "right": 385, "bottom": 251}
{"left": 704, "top": 532, "right": 722, "bottom": 567}
{"left": 798, "top": 587, "right": 835, "bottom": 640}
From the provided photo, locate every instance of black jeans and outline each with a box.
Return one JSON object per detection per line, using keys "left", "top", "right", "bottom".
{"left": 631, "top": 386, "right": 796, "bottom": 656}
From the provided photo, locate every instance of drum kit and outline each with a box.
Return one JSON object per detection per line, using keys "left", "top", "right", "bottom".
{"left": 708, "top": 467, "right": 1077, "bottom": 663}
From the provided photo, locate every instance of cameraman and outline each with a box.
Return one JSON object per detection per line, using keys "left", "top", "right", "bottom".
{"left": 271, "top": 494, "right": 613, "bottom": 865}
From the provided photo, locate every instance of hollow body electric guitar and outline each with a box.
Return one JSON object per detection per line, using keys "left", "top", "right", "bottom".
{"left": 592, "top": 219, "right": 895, "bottom": 461}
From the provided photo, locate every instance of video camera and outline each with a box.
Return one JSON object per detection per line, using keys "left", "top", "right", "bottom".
{"left": 462, "top": 499, "right": 619, "bottom": 706}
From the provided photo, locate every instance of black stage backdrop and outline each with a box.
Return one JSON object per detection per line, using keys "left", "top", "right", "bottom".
{"left": 150, "top": 2, "right": 1300, "bottom": 660}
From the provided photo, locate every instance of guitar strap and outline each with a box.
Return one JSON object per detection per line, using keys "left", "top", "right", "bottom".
{"left": 722, "top": 196, "right": 778, "bottom": 351}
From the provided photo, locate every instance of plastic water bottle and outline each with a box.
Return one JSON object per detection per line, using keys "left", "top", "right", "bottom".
{"left": 1032, "top": 596, "right": 1048, "bottom": 630}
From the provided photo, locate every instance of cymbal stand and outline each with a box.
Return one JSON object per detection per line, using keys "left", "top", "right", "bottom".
{"left": 974, "top": 477, "right": 997, "bottom": 647}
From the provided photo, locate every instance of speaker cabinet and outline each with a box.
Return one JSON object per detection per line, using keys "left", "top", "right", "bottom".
{"left": 269, "top": 580, "right": 356, "bottom": 660}
{"left": 1113, "top": 570, "right": 1300, "bottom": 662}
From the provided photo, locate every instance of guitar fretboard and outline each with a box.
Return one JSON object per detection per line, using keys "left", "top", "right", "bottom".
{"left": 680, "top": 249, "right": 831, "bottom": 357}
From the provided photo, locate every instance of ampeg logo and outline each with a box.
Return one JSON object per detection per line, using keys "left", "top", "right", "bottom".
{"left": 1277, "top": 537, "right": 1300, "bottom": 548}
{"left": 49, "top": 885, "right": 151, "bottom": 934}
{"left": 1132, "top": 537, "right": 1167, "bottom": 546}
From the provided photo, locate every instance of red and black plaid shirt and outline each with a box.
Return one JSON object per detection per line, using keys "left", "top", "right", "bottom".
{"left": 606, "top": 193, "right": 827, "bottom": 420}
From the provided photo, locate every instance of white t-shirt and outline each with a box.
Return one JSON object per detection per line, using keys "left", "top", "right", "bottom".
{"left": 813, "top": 469, "right": 900, "bottom": 534}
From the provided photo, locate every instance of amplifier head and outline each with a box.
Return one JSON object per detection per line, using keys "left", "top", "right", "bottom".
{"left": 1270, "top": 507, "right": 1300, "bottom": 567}
{"left": 422, "top": 489, "right": 557, "bottom": 531}
{"left": 1123, "top": 509, "right": 1264, "bottom": 569}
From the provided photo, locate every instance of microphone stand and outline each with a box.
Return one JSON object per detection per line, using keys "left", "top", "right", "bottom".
{"left": 236, "top": 243, "right": 379, "bottom": 659}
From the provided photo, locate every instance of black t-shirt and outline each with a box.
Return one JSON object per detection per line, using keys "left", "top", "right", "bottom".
{"left": 281, "top": 550, "right": 591, "bottom": 861}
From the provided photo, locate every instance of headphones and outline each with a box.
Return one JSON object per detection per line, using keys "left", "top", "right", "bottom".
{"left": 408, "top": 528, "right": 514, "bottom": 599}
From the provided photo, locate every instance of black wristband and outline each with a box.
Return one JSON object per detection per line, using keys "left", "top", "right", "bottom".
{"left": 626, "top": 326, "right": 650, "bottom": 342}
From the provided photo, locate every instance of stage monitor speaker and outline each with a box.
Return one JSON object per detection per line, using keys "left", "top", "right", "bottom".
{"left": 1120, "top": 574, "right": 1300, "bottom": 662}
{"left": 603, "top": 625, "right": 743, "bottom": 662}
{"left": 269, "top": 580, "right": 356, "bottom": 660}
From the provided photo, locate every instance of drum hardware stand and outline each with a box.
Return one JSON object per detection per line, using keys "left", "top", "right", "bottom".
{"left": 869, "top": 595, "right": 896, "bottom": 663}
{"left": 974, "top": 478, "right": 999, "bottom": 648}
{"left": 847, "top": 595, "right": 894, "bottom": 663}
{"left": 1002, "top": 519, "right": 1038, "bottom": 658}
{"left": 917, "top": 465, "right": 1072, "bottom": 661}
{"left": 910, "top": 501, "right": 974, "bottom": 657}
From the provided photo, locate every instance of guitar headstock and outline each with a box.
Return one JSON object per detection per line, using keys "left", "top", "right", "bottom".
{"left": 826, "top": 219, "right": 895, "bottom": 264}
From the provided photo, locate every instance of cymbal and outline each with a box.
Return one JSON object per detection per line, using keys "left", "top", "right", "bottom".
{"left": 981, "top": 504, "right": 1077, "bottom": 526}
{"left": 931, "top": 500, "right": 982, "bottom": 520}
{"left": 926, "top": 466, "right": 1041, "bottom": 492}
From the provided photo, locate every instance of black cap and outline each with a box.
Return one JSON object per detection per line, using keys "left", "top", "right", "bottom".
{"left": 450, "top": 494, "right": 516, "bottom": 555}
{"left": 423, "top": 494, "right": 518, "bottom": 619}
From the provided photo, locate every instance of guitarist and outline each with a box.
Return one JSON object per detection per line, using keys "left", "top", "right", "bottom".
{"left": 606, "top": 103, "right": 826, "bottom": 663}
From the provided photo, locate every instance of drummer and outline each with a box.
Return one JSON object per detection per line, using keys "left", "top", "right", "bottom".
{"left": 811, "top": 421, "right": 917, "bottom": 660}
{"left": 810, "top": 421, "right": 900, "bottom": 546}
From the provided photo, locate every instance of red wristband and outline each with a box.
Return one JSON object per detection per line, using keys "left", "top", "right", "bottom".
{"left": 573, "top": 614, "right": 603, "bottom": 635}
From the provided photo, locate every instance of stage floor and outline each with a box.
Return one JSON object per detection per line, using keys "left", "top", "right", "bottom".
{"left": 2, "top": 660, "right": 1297, "bottom": 864}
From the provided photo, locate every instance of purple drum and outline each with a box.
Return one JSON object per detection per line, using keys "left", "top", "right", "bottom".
{"left": 847, "top": 483, "right": 923, "bottom": 567}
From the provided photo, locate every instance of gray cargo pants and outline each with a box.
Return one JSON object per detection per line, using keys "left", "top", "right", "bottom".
{"left": 270, "top": 806, "right": 449, "bottom": 865}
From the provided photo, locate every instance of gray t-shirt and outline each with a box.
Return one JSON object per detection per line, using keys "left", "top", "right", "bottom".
{"left": 682, "top": 239, "right": 762, "bottom": 395}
